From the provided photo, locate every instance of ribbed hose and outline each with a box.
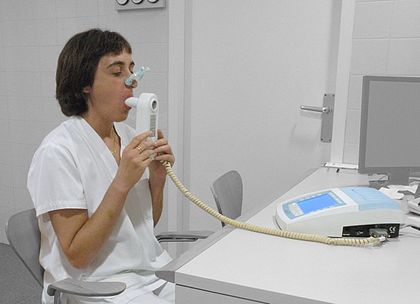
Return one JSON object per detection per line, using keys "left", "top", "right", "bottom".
{"left": 162, "top": 161, "right": 385, "bottom": 246}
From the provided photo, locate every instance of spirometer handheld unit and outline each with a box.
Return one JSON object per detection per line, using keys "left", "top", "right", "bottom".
{"left": 275, "top": 187, "right": 403, "bottom": 238}
{"left": 125, "top": 93, "right": 159, "bottom": 141}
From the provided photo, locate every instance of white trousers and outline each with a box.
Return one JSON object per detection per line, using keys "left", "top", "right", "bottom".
{"left": 65, "top": 281, "right": 175, "bottom": 304}
{"left": 128, "top": 282, "right": 175, "bottom": 303}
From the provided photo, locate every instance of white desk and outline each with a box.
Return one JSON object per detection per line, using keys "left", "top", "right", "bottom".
{"left": 157, "top": 168, "right": 420, "bottom": 304}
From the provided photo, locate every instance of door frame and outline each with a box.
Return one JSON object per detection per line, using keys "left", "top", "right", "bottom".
{"left": 330, "top": 0, "right": 356, "bottom": 164}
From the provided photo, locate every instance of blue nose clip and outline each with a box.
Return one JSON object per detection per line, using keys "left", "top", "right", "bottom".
{"left": 124, "top": 66, "right": 150, "bottom": 88}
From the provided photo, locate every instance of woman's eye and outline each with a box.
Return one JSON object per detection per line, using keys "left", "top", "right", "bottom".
{"left": 112, "top": 72, "right": 122, "bottom": 76}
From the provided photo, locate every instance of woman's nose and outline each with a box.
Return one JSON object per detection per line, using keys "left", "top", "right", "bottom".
{"left": 125, "top": 79, "right": 138, "bottom": 89}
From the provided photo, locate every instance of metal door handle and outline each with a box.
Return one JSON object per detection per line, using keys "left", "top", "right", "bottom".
{"left": 300, "top": 105, "right": 332, "bottom": 114}
{"left": 299, "top": 94, "right": 335, "bottom": 143}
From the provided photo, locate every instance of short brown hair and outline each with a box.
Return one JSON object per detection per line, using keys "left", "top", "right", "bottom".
{"left": 56, "top": 28, "right": 132, "bottom": 116}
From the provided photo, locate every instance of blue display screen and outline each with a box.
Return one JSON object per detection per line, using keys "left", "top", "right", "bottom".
{"left": 297, "top": 193, "right": 338, "bottom": 214}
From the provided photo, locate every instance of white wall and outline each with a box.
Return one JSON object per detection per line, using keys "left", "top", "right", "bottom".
{"left": 343, "top": 0, "right": 420, "bottom": 163}
{"left": 0, "top": 0, "right": 169, "bottom": 243}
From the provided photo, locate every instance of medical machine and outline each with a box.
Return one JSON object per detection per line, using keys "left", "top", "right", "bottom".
{"left": 124, "top": 70, "right": 405, "bottom": 247}
{"left": 125, "top": 93, "right": 159, "bottom": 142}
{"left": 275, "top": 187, "right": 403, "bottom": 238}
{"left": 358, "top": 76, "right": 420, "bottom": 185}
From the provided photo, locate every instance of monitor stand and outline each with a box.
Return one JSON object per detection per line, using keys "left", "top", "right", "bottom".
{"left": 387, "top": 168, "right": 411, "bottom": 186}
{"left": 368, "top": 168, "right": 411, "bottom": 188}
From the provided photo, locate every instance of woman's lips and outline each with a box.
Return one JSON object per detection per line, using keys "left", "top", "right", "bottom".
{"left": 123, "top": 96, "right": 134, "bottom": 110}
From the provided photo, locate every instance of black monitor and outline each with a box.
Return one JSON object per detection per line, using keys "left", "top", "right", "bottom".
{"left": 358, "top": 75, "right": 420, "bottom": 186}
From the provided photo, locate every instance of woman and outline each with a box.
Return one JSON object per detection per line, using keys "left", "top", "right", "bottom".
{"left": 27, "top": 29, "right": 175, "bottom": 304}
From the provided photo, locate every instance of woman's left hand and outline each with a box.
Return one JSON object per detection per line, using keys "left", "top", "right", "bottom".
{"left": 148, "top": 129, "right": 175, "bottom": 180}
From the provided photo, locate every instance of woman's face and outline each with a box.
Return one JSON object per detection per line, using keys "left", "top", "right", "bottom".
{"left": 84, "top": 49, "right": 135, "bottom": 123}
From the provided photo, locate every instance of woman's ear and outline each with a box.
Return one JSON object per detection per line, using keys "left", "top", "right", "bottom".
{"left": 82, "top": 86, "right": 91, "bottom": 94}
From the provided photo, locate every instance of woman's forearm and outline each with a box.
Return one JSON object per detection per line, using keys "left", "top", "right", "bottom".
{"left": 149, "top": 174, "right": 166, "bottom": 226}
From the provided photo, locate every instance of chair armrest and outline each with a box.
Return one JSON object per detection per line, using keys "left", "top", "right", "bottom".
{"left": 47, "top": 278, "right": 126, "bottom": 297}
{"left": 156, "top": 230, "right": 214, "bottom": 242}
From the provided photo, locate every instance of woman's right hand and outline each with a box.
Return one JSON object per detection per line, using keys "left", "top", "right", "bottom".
{"left": 113, "top": 131, "right": 155, "bottom": 192}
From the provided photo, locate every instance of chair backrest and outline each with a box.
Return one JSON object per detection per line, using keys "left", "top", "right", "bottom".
{"left": 6, "top": 208, "right": 44, "bottom": 287}
{"left": 210, "top": 170, "right": 243, "bottom": 227}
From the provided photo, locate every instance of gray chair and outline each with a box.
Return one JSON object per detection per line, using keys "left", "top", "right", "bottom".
{"left": 210, "top": 170, "right": 243, "bottom": 227}
{"left": 6, "top": 208, "right": 127, "bottom": 304}
{"left": 5, "top": 208, "right": 211, "bottom": 304}
{"left": 156, "top": 230, "right": 212, "bottom": 242}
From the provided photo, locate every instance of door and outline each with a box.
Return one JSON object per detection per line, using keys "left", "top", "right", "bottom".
{"left": 172, "top": 0, "right": 343, "bottom": 233}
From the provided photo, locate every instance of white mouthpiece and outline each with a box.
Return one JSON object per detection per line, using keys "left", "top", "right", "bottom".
{"left": 125, "top": 97, "right": 138, "bottom": 108}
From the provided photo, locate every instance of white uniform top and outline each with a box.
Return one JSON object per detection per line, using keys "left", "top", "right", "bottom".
{"left": 27, "top": 116, "right": 172, "bottom": 304}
